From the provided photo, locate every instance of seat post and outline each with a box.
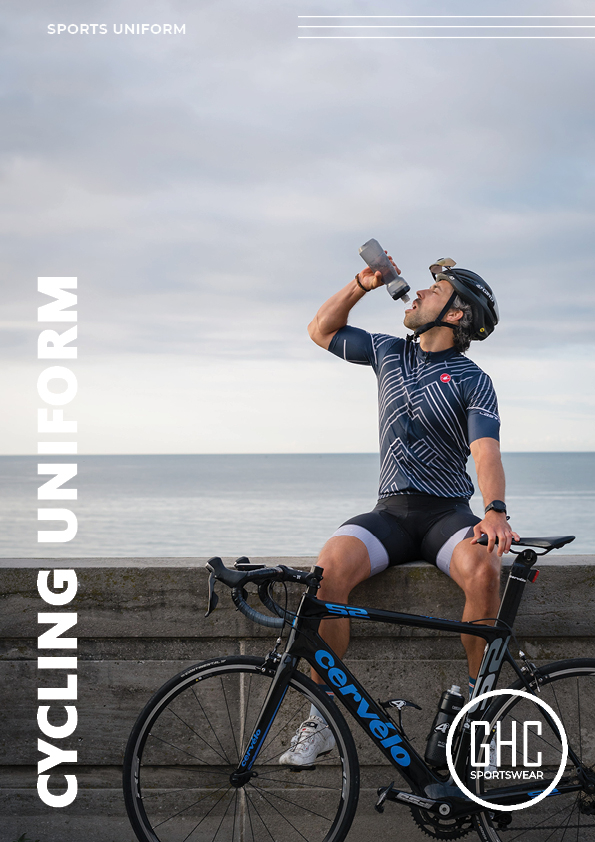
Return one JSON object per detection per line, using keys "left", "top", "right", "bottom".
{"left": 496, "top": 548, "right": 538, "bottom": 630}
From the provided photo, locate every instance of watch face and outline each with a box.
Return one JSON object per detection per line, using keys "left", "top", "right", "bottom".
{"left": 488, "top": 500, "right": 506, "bottom": 513}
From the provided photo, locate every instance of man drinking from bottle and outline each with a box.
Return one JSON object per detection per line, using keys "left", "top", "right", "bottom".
{"left": 279, "top": 255, "right": 518, "bottom": 766}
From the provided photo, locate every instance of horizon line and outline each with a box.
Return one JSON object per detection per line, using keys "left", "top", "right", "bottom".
{"left": 3, "top": 451, "right": 595, "bottom": 457}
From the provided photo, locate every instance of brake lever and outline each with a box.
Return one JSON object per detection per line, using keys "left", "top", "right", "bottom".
{"left": 205, "top": 570, "right": 219, "bottom": 618}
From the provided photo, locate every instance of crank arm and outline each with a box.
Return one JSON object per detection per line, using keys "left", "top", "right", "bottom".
{"left": 376, "top": 784, "right": 447, "bottom": 815}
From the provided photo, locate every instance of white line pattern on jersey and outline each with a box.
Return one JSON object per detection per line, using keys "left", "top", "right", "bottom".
{"left": 329, "top": 327, "right": 500, "bottom": 498}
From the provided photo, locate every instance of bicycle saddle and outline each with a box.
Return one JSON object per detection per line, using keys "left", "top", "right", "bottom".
{"left": 477, "top": 535, "right": 575, "bottom": 551}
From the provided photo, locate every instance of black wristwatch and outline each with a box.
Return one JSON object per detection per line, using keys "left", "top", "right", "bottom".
{"left": 485, "top": 500, "right": 507, "bottom": 515}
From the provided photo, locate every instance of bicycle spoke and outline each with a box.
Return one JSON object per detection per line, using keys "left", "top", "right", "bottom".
{"left": 506, "top": 711, "right": 562, "bottom": 755}
{"left": 141, "top": 785, "right": 222, "bottom": 800}
{"left": 247, "top": 782, "right": 313, "bottom": 842}
{"left": 541, "top": 798, "right": 576, "bottom": 842}
{"left": 231, "top": 788, "right": 238, "bottom": 842}
{"left": 166, "top": 706, "right": 229, "bottom": 764}
{"left": 249, "top": 779, "right": 335, "bottom": 823}
{"left": 577, "top": 796, "right": 581, "bottom": 842}
{"left": 204, "top": 784, "right": 236, "bottom": 842}
{"left": 154, "top": 782, "right": 231, "bottom": 829}
{"left": 254, "top": 773, "right": 343, "bottom": 791}
{"left": 577, "top": 678, "right": 583, "bottom": 761}
{"left": 221, "top": 674, "right": 240, "bottom": 761}
{"left": 503, "top": 800, "right": 578, "bottom": 842}
{"left": 245, "top": 788, "right": 257, "bottom": 842}
{"left": 147, "top": 731, "right": 226, "bottom": 766}
{"left": 558, "top": 797, "right": 578, "bottom": 842}
{"left": 192, "top": 686, "right": 232, "bottom": 764}
{"left": 244, "top": 787, "right": 276, "bottom": 842}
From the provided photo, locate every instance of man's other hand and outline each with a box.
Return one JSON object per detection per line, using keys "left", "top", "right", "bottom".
{"left": 471, "top": 511, "right": 520, "bottom": 556}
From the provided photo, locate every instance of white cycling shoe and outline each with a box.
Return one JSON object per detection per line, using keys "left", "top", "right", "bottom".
{"left": 279, "top": 715, "right": 336, "bottom": 766}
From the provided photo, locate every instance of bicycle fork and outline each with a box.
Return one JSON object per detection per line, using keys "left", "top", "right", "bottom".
{"left": 229, "top": 647, "right": 299, "bottom": 787}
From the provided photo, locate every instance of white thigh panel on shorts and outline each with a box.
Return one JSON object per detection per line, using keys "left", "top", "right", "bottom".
{"left": 435, "top": 525, "right": 475, "bottom": 577}
{"left": 332, "top": 524, "right": 390, "bottom": 576}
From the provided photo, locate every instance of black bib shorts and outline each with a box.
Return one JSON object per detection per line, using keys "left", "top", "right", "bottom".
{"left": 334, "top": 494, "right": 481, "bottom": 577}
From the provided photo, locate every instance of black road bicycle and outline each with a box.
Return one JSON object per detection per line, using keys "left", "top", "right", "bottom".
{"left": 123, "top": 535, "right": 595, "bottom": 842}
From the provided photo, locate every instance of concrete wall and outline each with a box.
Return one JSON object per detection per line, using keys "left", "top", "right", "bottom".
{"left": 1, "top": 556, "right": 593, "bottom": 842}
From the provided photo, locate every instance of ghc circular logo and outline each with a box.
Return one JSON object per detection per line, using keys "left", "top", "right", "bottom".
{"left": 446, "top": 689, "right": 568, "bottom": 812}
{"left": 440, "top": 373, "right": 451, "bottom": 383}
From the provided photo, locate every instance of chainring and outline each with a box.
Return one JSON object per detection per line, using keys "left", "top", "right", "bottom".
{"left": 410, "top": 806, "right": 475, "bottom": 840}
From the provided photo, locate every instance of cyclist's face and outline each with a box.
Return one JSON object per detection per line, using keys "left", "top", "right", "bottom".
{"left": 403, "top": 280, "right": 455, "bottom": 329}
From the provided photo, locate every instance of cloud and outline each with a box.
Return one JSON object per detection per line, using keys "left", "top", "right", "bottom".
{"left": 3, "top": 0, "right": 594, "bottom": 450}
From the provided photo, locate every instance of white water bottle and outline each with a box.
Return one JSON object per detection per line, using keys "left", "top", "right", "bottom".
{"left": 358, "top": 239, "right": 411, "bottom": 303}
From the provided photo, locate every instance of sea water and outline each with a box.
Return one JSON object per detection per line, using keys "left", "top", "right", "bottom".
{"left": 1, "top": 453, "right": 593, "bottom": 558}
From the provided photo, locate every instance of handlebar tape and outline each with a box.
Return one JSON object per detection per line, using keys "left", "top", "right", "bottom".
{"left": 231, "top": 588, "right": 284, "bottom": 629}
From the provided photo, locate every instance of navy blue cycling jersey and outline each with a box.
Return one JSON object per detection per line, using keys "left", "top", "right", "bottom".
{"left": 328, "top": 326, "right": 500, "bottom": 499}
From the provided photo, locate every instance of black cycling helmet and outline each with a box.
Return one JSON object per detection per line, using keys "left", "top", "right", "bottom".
{"left": 410, "top": 259, "right": 499, "bottom": 341}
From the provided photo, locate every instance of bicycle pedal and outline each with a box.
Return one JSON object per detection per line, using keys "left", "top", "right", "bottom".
{"left": 375, "top": 781, "right": 395, "bottom": 813}
{"left": 493, "top": 811, "right": 512, "bottom": 828}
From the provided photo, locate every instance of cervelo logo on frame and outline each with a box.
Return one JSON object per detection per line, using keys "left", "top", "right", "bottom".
{"left": 240, "top": 729, "right": 261, "bottom": 767}
{"left": 446, "top": 689, "right": 568, "bottom": 812}
{"left": 440, "top": 373, "right": 451, "bottom": 383}
{"left": 314, "top": 650, "right": 410, "bottom": 766}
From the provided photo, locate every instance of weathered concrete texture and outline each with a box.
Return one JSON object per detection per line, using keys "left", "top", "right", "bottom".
{"left": 1, "top": 556, "right": 593, "bottom": 842}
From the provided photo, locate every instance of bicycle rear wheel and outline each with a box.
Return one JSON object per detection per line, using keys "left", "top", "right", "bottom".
{"left": 123, "top": 655, "right": 359, "bottom": 842}
{"left": 471, "top": 658, "right": 595, "bottom": 842}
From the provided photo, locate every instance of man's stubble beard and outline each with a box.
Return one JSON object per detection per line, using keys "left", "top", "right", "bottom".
{"left": 403, "top": 304, "right": 425, "bottom": 331}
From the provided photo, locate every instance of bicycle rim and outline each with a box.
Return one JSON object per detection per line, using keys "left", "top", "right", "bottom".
{"left": 123, "top": 655, "right": 359, "bottom": 842}
{"left": 472, "top": 659, "right": 595, "bottom": 842}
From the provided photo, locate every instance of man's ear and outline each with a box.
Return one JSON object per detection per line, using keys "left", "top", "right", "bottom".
{"left": 445, "top": 307, "right": 464, "bottom": 325}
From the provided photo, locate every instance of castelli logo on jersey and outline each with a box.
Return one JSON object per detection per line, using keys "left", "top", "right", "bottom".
{"left": 440, "top": 373, "right": 451, "bottom": 383}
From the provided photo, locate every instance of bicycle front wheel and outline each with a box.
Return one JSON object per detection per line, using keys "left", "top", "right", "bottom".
{"left": 123, "top": 655, "right": 359, "bottom": 842}
{"left": 472, "top": 658, "right": 595, "bottom": 842}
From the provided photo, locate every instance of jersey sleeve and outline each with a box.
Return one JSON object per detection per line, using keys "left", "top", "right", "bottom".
{"left": 465, "top": 373, "right": 501, "bottom": 443}
{"left": 327, "top": 326, "right": 376, "bottom": 368}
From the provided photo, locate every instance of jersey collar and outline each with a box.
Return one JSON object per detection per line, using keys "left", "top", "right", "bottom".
{"left": 413, "top": 344, "right": 459, "bottom": 364}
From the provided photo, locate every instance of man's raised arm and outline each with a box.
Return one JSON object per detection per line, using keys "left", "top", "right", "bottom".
{"left": 308, "top": 267, "right": 385, "bottom": 349}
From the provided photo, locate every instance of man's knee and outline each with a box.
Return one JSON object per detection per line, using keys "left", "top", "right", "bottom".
{"left": 317, "top": 536, "right": 371, "bottom": 596}
{"left": 451, "top": 542, "right": 501, "bottom": 594}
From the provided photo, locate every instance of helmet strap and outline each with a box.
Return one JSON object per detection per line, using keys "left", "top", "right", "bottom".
{"left": 412, "top": 292, "right": 458, "bottom": 338}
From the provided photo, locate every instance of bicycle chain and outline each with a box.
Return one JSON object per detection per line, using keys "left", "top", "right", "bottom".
{"left": 410, "top": 806, "right": 475, "bottom": 840}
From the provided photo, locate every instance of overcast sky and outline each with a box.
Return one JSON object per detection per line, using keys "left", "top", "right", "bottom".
{"left": 2, "top": 0, "right": 595, "bottom": 453}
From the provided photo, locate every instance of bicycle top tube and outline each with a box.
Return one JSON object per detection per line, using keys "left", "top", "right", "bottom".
{"left": 299, "top": 593, "right": 504, "bottom": 641}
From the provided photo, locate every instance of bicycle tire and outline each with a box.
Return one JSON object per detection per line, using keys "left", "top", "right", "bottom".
{"left": 471, "top": 658, "right": 595, "bottom": 842}
{"left": 123, "top": 655, "right": 360, "bottom": 842}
